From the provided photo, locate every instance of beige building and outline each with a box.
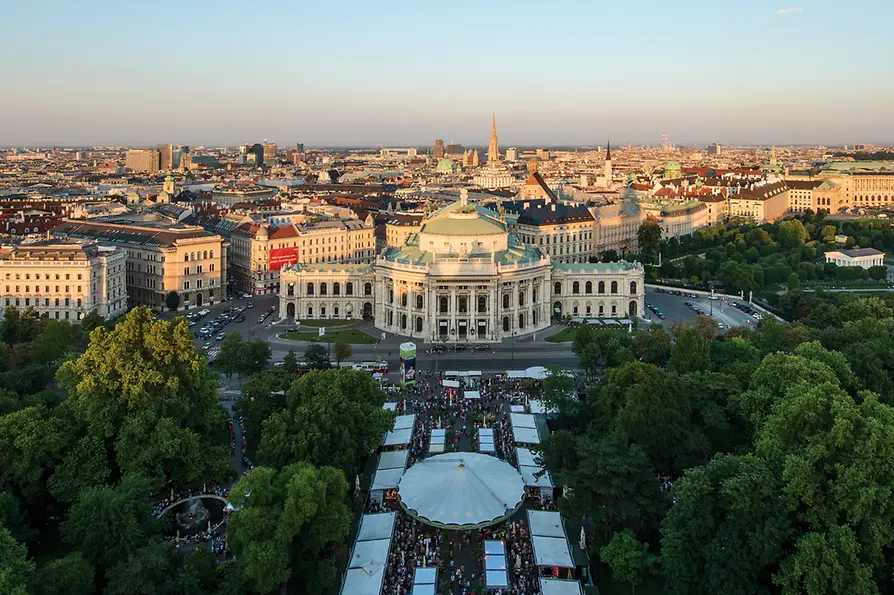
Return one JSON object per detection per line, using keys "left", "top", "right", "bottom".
{"left": 52, "top": 221, "right": 227, "bottom": 310}
{"left": 513, "top": 202, "right": 596, "bottom": 264}
{"left": 728, "top": 181, "right": 789, "bottom": 223}
{"left": 0, "top": 242, "right": 127, "bottom": 320}
{"left": 279, "top": 200, "right": 645, "bottom": 342}
{"left": 221, "top": 218, "right": 375, "bottom": 295}
{"left": 825, "top": 248, "right": 885, "bottom": 269}
{"left": 593, "top": 202, "right": 643, "bottom": 254}
{"left": 385, "top": 214, "right": 424, "bottom": 248}
{"left": 125, "top": 148, "right": 160, "bottom": 173}
{"left": 640, "top": 201, "right": 708, "bottom": 238}
{"left": 698, "top": 195, "right": 728, "bottom": 225}
{"left": 786, "top": 180, "right": 823, "bottom": 214}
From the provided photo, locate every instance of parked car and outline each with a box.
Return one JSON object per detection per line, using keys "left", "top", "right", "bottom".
{"left": 202, "top": 342, "right": 212, "bottom": 350}
{"left": 216, "top": 333, "right": 226, "bottom": 341}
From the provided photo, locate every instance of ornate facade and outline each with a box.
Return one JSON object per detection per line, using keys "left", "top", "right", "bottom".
{"left": 279, "top": 200, "right": 644, "bottom": 343}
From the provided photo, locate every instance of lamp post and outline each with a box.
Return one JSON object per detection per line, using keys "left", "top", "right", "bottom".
{"left": 512, "top": 331, "right": 517, "bottom": 367}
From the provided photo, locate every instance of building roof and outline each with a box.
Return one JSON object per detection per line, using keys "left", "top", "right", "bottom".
{"left": 421, "top": 202, "right": 506, "bottom": 236}
{"left": 786, "top": 180, "right": 823, "bottom": 190}
{"left": 552, "top": 261, "right": 643, "bottom": 273}
{"left": 735, "top": 181, "right": 788, "bottom": 201}
{"left": 516, "top": 202, "right": 595, "bottom": 226}
{"left": 52, "top": 220, "right": 216, "bottom": 248}
{"left": 834, "top": 248, "right": 885, "bottom": 258}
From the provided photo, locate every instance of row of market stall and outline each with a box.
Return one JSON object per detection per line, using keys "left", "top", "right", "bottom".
{"left": 341, "top": 512, "right": 397, "bottom": 595}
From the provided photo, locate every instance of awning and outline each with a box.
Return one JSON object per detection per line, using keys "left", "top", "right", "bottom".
{"left": 510, "top": 413, "right": 536, "bottom": 429}
{"left": 464, "top": 390, "right": 480, "bottom": 400}
{"left": 539, "top": 578, "right": 583, "bottom": 595}
{"left": 356, "top": 512, "right": 396, "bottom": 542}
{"left": 512, "top": 426, "right": 540, "bottom": 444}
{"left": 528, "top": 510, "right": 566, "bottom": 538}
{"left": 443, "top": 380, "right": 460, "bottom": 388}
{"left": 371, "top": 467, "right": 404, "bottom": 491}
{"left": 531, "top": 536, "right": 574, "bottom": 568}
{"left": 377, "top": 450, "right": 408, "bottom": 471}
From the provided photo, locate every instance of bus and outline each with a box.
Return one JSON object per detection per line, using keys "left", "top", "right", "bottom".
{"left": 340, "top": 361, "right": 389, "bottom": 375}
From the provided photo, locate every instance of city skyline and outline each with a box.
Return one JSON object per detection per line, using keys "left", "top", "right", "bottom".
{"left": 2, "top": 0, "right": 893, "bottom": 146}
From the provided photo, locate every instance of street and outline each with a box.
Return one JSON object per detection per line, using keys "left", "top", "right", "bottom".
{"left": 644, "top": 288, "right": 760, "bottom": 330}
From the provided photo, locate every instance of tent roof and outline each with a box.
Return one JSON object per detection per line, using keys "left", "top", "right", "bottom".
{"left": 413, "top": 567, "right": 437, "bottom": 584}
{"left": 540, "top": 578, "right": 584, "bottom": 595}
{"left": 411, "top": 585, "right": 435, "bottom": 595}
{"left": 383, "top": 402, "right": 398, "bottom": 411}
{"left": 512, "top": 426, "right": 540, "bottom": 444}
{"left": 349, "top": 539, "right": 391, "bottom": 569}
{"left": 383, "top": 428, "right": 413, "bottom": 447}
{"left": 342, "top": 566, "right": 386, "bottom": 595}
{"left": 464, "top": 390, "right": 480, "bottom": 399}
{"left": 356, "top": 512, "right": 396, "bottom": 542}
{"left": 398, "top": 453, "right": 525, "bottom": 529}
{"left": 484, "top": 540, "right": 505, "bottom": 555}
{"left": 478, "top": 429, "right": 494, "bottom": 438}
{"left": 516, "top": 448, "right": 538, "bottom": 467}
{"left": 377, "top": 450, "right": 408, "bottom": 471}
{"left": 531, "top": 535, "right": 574, "bottom": 568}
{"left": 443, "top": 379, "right": 460, "bottom": 388}
{"left": 520, "top": 466, "right": 554, "bottom": 488}
{"left": 485, "top": 570, "right": 508, "bottom": 587}
{"left": 393, "top": 414, "right": 415, "bottom": 430}
{"left": 485, "top": 554, "right": 506, "bottom": 571}
{"left": 528, "top": 510, "right": 566, "bottom": 538}
{"left": 510, "top": 413, "right": 536, "bottom": 429}
{"left": 372, "top": 467, "right": 404, "bottom": 491}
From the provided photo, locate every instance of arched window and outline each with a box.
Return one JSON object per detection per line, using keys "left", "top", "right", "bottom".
{"left": 203, "top": 250, "right": 208, "bottom": 259}
{"left": 308, "top": 305, "right": 313, "bottom": 317}
{"left": 333, "top": 282, "right": 340, "bottom": 296}
{"left": 321, "top": 306, "right": 327, "bottom": 317}
{"left": 503, "top": 294, "right": 510, "bottom": 309}
{"left": 287, "top": 283, "right": 294, "bottom": 297}
{"left": 307, "top": 283, "right": 314, "bottom": 296}
{"left": 184, "top": 253, "right": 189, "bottom": 262}
{"left": 554, "top": 282, "right": 561, "bottom": 295}
{"left": 518, "top": 291, "right": 525, "bottom": 307}
{"left": 611, "top": 281, "right": 618, "bottom": 294}
{"left": 503, "top": 316, "right": 510, "bottom": 332}
{"left": 388, "top": 288, "right": 394, "bottom": 304}
{"left": 334, "top": 305, "right": 339, "bottom": 317}
{"left": 630, "top": 281, "right": 637, "bottom": 295}
{"left": 478, "top": 296, "right": 487, "bottom": 313}
{"left": 533, "top": 310, "right": 538, "bottom": 325}
{"left": 364, "top": 282, "right": 372, "bottom": 296}
{"left": 401, "top": 292, "right": 408, "bottom": 307}
{"left": 518, "top": 312, "right": 525, "bottom": 328}
{"left": 598, "top": 281, "right": 605, "bottom": 294}
{"left": 320, "top": 283, "right": 328, "bottom": 296}
{"left": 416, "top": 317, "right": 423, "bottom": 332}
{"left": 572, "top": 281, "right": 580, "bottom": 294}
{"left": 401, "top": 314, "right": 407, "bottom": 329}
{"left": 585, "top": 281, "right": 592, "bottom": 294}
{"left": 416, "top": 294, "right": 423, "bottom": 309}
{"left": 388, "top": 310, "right": 394, "bottom": 325}
{"left": 346, "top": 282, "right": 353, "bottom": 295}
{"left": 440, "top": 296, "right": 448, "bottom": 313}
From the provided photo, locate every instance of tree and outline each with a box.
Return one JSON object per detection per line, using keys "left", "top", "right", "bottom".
{"left": 637, "top": 220, "right": 663, "bottom": 257}
{"left": 303, "top": 343, "right": 330, "bottom": 370}
{"left": 282, "top": 349, "right": 299, "bottom": 373}
{"left": 0, "top": 527, "right": 32, "bottom": 595}
{"left": 165, "top": 290, "right": 180, "bottom": 311}
{"left": 0, "top": 405, "right": 73, "bottom": 500}
{"left": 633, "top": 329, "right": 671, "bottom": 367}
{"left": 601, "top": 530, "right": 656, "bottom": 595}
{"left": 668, "top": 326, "right": 711, "bottom": 375}
{"left": 227, "top": 463, "right": 352, "bottom": 594}
{"left": 104, "top": 540, "right": 181, "bottom": 595}
{"left": 541, "top": 368, "right": 579, "bottom": 416}
{"left": 217, "top": 332, "right": 245, "bottom": 380}
{"left": 332, "top": 340, "right": 351, "bottom": 366}
{"left": 239, "top": 339, "right": 272, "bottom": 377}
{"left": 258, "top": 369, "right": 394, "bottom": 480}
{"left": 777, "top": 220, "right": 808, "bottom": 249}
{"left": 47, "top": 434, "right": 111, "bottom": 503}
{"left": 57, "top": 307, "right": 229, "bottom": 481}
{"left": 30, "top": 552, "right": 94, "bottom": 595}
{"left": 661, "top": 454, "right": 791, "bottom": 595}
{"left": 235, "top": 369, "right": 292, "bottom": 445}
{"left": 0, "top": 492, "right": 35, "bottom": 545}
{"left": 774, "top": 526, "right": 876, "bottom": 595}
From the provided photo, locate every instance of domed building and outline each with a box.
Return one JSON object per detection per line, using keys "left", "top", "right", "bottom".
{"left": 663, "top": 161, "right": 682, "bottom": 180}
{"left": 278, "top": 194, "right": 644, "bottom": 343}
{"left": 435, "top": 158, "right": 456, "bottom": 173}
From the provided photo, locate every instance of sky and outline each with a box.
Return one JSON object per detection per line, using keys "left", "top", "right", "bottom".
{"left": 1, "top": 0, "right": 892, "bottom": 147}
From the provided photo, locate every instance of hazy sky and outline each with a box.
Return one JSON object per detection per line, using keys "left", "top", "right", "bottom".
{"left": 2, "top": 0, "right": 892, "bottom": 147}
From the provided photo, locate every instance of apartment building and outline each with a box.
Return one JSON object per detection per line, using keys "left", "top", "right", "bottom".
{"left": 514, "top": 202, "right": 596, "bottom": 264}
{"left": 52, "top": 221, "right": 227, "bottom": 309}
{"left": 0, "top": 242, "right": 127, "bottom": 320}
{"left": 125, "top": 148, "right": 160, "bottom": 173}
{"left": 728, "top": 181, "right": 789, "bottom": 223}
{"left": 223, "top": 218, "right": 376, "bottom": 295}
{"left": 385, "top": 214, "right": 424, "bottom": 248}
{"left": 786, "top": 180, "right": 823, "bottom": 214}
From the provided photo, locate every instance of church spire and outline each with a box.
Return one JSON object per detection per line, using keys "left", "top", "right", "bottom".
{"left": 487, "top": 113, "right": 499, "bottom": 163}
{"left": 606, "top": 140, "right": 611, "bottom": 161}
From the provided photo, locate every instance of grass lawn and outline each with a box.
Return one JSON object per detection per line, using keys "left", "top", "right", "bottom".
{"left": 546, "top": 327, "right": 577, "bottom": 343}
{"left": 279, "top": 329, "right": 378, "bottom": 344}
{"left": 296, "top": 319, "right": 354, "bottom": 327}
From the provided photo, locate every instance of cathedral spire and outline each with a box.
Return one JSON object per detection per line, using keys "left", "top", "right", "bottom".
{"left": 487, "top": 113, "right": 499, "bottom": 163}
{"left": 606, "top": 140, "right": 611, "bottom": 161}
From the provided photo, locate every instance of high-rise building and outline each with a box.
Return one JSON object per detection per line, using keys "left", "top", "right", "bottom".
{"left": 263, "top": 141, "right": 277, "bottom": 163}
{"left": 446, "top": 142, "right": 463, "bottom": 157}
{"left": 708, "top": 143, "right": 722, "bottom": 156}
{"left": 157, "top": 144, "right": 173, "bottom": 170}
{"left": 125, "top": 148, "right": 160, "bottom": 172}
{"left": 487, "top": 113, "right": 500, "bottom": 163}
{"left": 432, "top": 139, "right": 445, "bottom": 159}
{"left": 505, "top": 147, "right": 518, "bottom": 161}
{"left": 249, "top": 143, "right": 265, "bottom": 167}
{"left": 296, "top": 143, "right": 305, "bottom": 153}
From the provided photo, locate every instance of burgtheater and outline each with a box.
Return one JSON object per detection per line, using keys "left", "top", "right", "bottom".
{"left": 278, "top": 197, "right": 644, "bottom": 343}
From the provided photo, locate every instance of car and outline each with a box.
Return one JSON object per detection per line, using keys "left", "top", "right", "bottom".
{"left": 236, "top": 315, "right": 246, "bottom": 323}
{"left": 258, "top": 316, "right": 266, "bottom": 323}
{"left": 216, "top": 333, "right": 226, "bottom": 341}
{"left": 202, "top": 342, "right": 212, "bottom": 350}
{"left": 242, "top": 293, "right": 252, "bottom": 299}
{"left": 657, "top": 312, "right": 666, "bottom": 320}
{"left": 474, "top": 344, "right": 490, "bottom": 351}
{"left": 717, "top": 322, "right": 725, "bottom": 329}
{"left": 247, "top": 303, "right": 254, "bottom": 309}
{"left": 708, "top": 295, "right": 720, "bottom": 301}
{"left": 188, "top": 320, "right": 196, "bottom": 327}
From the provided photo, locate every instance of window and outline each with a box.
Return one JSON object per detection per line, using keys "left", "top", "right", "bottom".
{"left": 388, "top": 288, "right": 394, "bottom": 304}
{"left": 307, "top": 283, "right": 314, "bottom": 296}
{"left": 416, "top": 317, "right": 423, "bottom": 332}
{"left": 630, "top": 281, "right": 637, "bottom": 295}
{"left": 184, "top": 267, "right": 190, "bottom": 276}
{"left": 478, "top": 295, "right": 487, "bottom": 313}
{"left": 598, "top": 281, "right": 605, "bottom": 294}
{"left": 503, "top": 294, "right": 510, "bottom": 309}
{"left": 364, "top": 282, "right": 372, "bottom": 296}
{"left": 185, "top": 253, "right": 190, "bottom": 262}
{"left": 320, "top": 283, "right": 327, "bottom": 296}
{"left": 518, "top": 291, "right": 525, "bottom": 307}
{"left": 458, "top": 296, "right": 467, "bottom": 313}
{"left": 401, "top": 314, "right": 407, "bottom": 329}
{"left": 401, "top": 292, "right": 408, "bottom": 307}
{"left": 554, "top": 282, "right": 561, "bottom": 295}
{"left": 585, "top": 281, "right": 592, "bottom": 294}
{"left": 503, "top": 316, "right": 510, "bottom": 332}
{"left": 321, "top": 306, "right": 326, "bottom": 317}
{"left": 346, "top": 282, "right": 353, "bottom": 296}
{"left": 572, "top": 281, "right": 580, "bottom": 294}
{"left": 333, "top": 282, "right": 340, "bottom": 296}
{"left": 611, "top": 281, "right": 618, "bottom": 294}
{"left": 308, "top": 305, "right": 313, "bottom": 317}
{"left": 439, "top": 296, "right": 449, "bottom": 313}
{"left": 287, "top": 284, "right": 294, "bottom": 297}
{"left": 184, "top": 281, "right": 190, "bottom": 290}
{"left": 203, "top": 251, "right": 208, "bottom": 259}
{"left": 416, "top": 294, "right": 423, "bottom": 309}
{"left": 518, "top": 312, "right": 525, "bottom": 328}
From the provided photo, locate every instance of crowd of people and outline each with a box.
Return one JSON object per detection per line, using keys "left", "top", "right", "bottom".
{"left": 382, "top": 513, "right": 444, "bottom": 594}
{"left": 230, "top": 415, "right": 253, "bottom": 473}
{"left": 483, "top": 520, "right": 539, "bottom": 595}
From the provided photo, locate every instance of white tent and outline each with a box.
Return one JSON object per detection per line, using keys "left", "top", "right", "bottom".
{"left": 371, "top": 468, "right": 404, "bottom": 492}
{"left": 393, "top": 415, "right": 415, "bottom": 430}
{"left": 484, "top": 540, "right": 505, "bottom": 555}
{"left": 510, "top": 404, "right": 525, "bottom": 413}
{"left": 383, "top": 402, "right": 397, "bottom": 411}
{"left": 443, "top": 379, "right": 460, "bottom": 388}
{"left": 397, "top": 453, "right": 525, "bottom": 529}
{"left": 531, "top": 536, "right": 574, "bottom": 568}
{"left": 377, "top": 450, "right": 408, "bottom": 471}
{"left": 464, "top": 390, "right": 480, "bottom": 400}
{"left": 429, "top": 429, "right": 446, "bottom": 454}
{"left": 540, "top": 578, "right": 583, "bottom": 595}
{"left": 510, "top": 413, "right": 536, "bottom": 429}
{"left": 528, "top": 510, "right": 566, "bottom": 538}
{"left": 512, "top": 426, "right": 540, "bottom": 444}
{"left": 356, "top": 512, "right": 396, "bottom": 542}
{"left": 383, "top": 428, "right": 413, "bottom": 447}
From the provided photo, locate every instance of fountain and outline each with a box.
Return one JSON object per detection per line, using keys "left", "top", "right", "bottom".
{"left": 175, "top": 497, "right": 209, "bottom": 532}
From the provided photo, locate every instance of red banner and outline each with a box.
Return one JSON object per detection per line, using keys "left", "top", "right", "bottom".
{"left": 268, "top": 247, "right": 299, "bottom": 270}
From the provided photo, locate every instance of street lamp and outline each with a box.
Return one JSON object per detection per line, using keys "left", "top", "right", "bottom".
{"left": 512, "top": 331, "right": 517, "bottom": 367}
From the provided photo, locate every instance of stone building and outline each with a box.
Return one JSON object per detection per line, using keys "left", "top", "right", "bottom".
{"left": 278, "top": 199, "right": 644, "bottom": 342}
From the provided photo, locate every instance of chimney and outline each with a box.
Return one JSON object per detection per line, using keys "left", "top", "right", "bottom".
{"left": 551, "top": 204, "right": 556, "bottom": 212}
